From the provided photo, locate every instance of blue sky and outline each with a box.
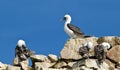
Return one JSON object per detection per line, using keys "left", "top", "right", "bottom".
{"left": 0, "top": 0, "right": 120, "bottom": 64}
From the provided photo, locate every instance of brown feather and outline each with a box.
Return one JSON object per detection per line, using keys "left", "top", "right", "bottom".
{"left": 67, "top": 24, "right": 84, "bottom": 35}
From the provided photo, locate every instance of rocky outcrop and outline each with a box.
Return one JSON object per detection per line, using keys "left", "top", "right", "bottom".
{"left": 30, "top": 54, "right": 50, "bottom": 63}
{"left": 60, "top": 37, "right": 98, "bottom": 60}
{"left": 0, "top": 36, "right": 120, "bottom": 70}
{"left": 48, "top": 54, "right": 58, "bottom": 62}
{"left": 97, "top": 36, "right": 120, "bottom": 46}
{"left": 73, "top": 59, "right": 110, "bottom": 70}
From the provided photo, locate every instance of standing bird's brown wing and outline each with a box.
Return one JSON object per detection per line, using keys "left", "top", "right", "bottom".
{"left": 94, "top": 45, "right": 106, "bottom": 64}
{"left": 22, "top": 45, "right": 35, "bottom": 57}
{"left": 79, "top": 46, "right": 89, "bottom": 58}
{"left": 67, "top": 24, "right": 84, "bottom": 35}
{"left": 15, "top": 46, "right": 22, "bottom": 57}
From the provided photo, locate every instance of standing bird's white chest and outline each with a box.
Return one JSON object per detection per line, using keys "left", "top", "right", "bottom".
{"left": 63, "top": 14, "right": 76, "bottom": 38}
{"left": 64, "top": 23, "right": 74, "bottom": 38}
{"left": 63, "top": 14, "right": 92, "bottom": 38}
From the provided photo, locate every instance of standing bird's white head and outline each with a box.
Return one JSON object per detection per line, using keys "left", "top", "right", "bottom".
{"left": 63, "top": 14, "right": 72, "bottom": 23}
{"left": 101, "top": 42, "right": 111, "bottom": 50}
{"left": 84, "top": 42, "right": 93, "bottom": 49}
{"left": 17, "top": 39, "right": 26, "bottom": 47}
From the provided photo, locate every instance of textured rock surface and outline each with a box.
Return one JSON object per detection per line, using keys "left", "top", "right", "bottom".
{"left": 68, "top": 62, "right": 76, "bottom": 68}
{"left": 97, "top": 36, "right": 120, "bottom": 46}
{"left": 107, "top": 45, "right": 120, "bottom": 62}
{"left": 53, "top": 61, "right": 67, "bottom": 68}
{"left": 105, "top": 59, "right": 115, "bottom": 70}
{"left": 60, "top": 37, "right": 98, "bottom": 60}
{"left": 1, "top": 36, "right": 120, "bottom": 70}
{"left": 35, "top": 62, "right": 55, "bottom": 69}
{"left": 13, "top": 57, "right": 19, "bottom": 66}
{"left": 0, "top": 62, "right": 7, "bottom": 70}
{"left": 20, "top": 60, "right": 29, "bottom": 70}
{"left": 35, "top": 62, "right": 49, "bottom": 70}
{"left": 73, "top": 59, "right": 110, "bottom": 70}
{"left": 48, "top": 54, "right": 58, "bottom": 62}
{"left": 85, "top": 59, "right": 99, "bottom": 68}
{"left": 6, "top": 65, "right": 21, "bottom": 70}
{"left": 30, "top": 54, "right": 50, "bottom": 63}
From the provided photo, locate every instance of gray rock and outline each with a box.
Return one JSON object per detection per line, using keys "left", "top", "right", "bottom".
{"left": 13, "top": 57, "right": 30, "bottom": 70}
{"left": 6, "top": 65, "right": 21, "bottom": 70}
{"left": 48, "top": 54, "right": 58, "bottom": 62}
{"left": 99, "top": 62, "right": 110, "bottom": 70}
{"left": 68, "top": 62, "right": 76, "bottom": 68}
{"left": 34, "top": 62, "right": 57, "bottom": 70}
{"left": 13, "top": 57, "right": 20, "bottom": 66}
{"left": 30, "top": 54, "right": 50, "bottom": 63}
{"left": 105, "top": 59, "right": 115, "bottom": 69}
{"left": 20, "top": 60, "right": 29, "bottom": 70}
{"left": 86, "top": 59, "right": 109, "bottom": 70}
{"left": 34, "top": 62, "right": 46, "bottom": 70}
{"left": 53, "top": 61, "right": 67, "bottom": 68}
{"left": 0, "top": 62, "right": 7, "bottom": 70}
{"left": 35, "top": 62, "right": 56, "bottom": 69}
{"left": 85, "top": 59, "right": 99, "bottom": 68}
{"left": 73, "top": 59, "right": 109, "bottom": 70}
{"left": 73, "top": 59, "right": 86, "bottom": 68}
{"left": 27, "top": 66, "right": 33, "bottom": 70}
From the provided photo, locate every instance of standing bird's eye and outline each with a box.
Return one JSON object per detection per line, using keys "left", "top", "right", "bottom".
{"left": 63, "top": 17, "right": 66, "bottom": 20}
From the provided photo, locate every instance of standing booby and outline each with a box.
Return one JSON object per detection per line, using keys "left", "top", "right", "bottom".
{"left": 15, "top": 40, "right": 33, "bottom": 60}
{"left": 94, "top": 42, "right": 111, "bottom": 64}
{"left": 63, "top": 14, "right": 91, "bottom": 38}
{"left": 79, "top": 42, "right": 93, "bottom": 59}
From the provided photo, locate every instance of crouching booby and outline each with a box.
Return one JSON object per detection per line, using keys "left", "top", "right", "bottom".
{"left": 101, "top": 42, "right": 111, "bottom": 50}
{"left": 15, "top": 40, "right": 34, "bottom": 60}
{"left": 94, "top": 42, "right": 111, "bottom": 64}
{"left": 62, "top": 14, "right": 91, "bottom": 38}
{"left": 79, "top": 42, "right": 93, "bottom": 59}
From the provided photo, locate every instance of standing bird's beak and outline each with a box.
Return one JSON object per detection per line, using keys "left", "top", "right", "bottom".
{"left": 60, "top": 17, "right": 66, "bottom": 22}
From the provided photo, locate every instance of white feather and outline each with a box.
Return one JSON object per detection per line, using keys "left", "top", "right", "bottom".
{"left": 84, "top": 42, "right": 93, "bottom": 49}
{"left": 64, "top": 14, "right": 71, "bottom": 23}
{"left": 64, "top": 23, "right": 74, "bottom": 38}
{"left": 17, "top": 40, "right": 26, "bottom": 47}
{"left": 64, "top": 14, "right": 75, "bottom": 38}
{"left": 101, "top": 42, "right": 110, "bottom": 49}
{"left": 87, "top": 42, "right": 93, "bottom": 49}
